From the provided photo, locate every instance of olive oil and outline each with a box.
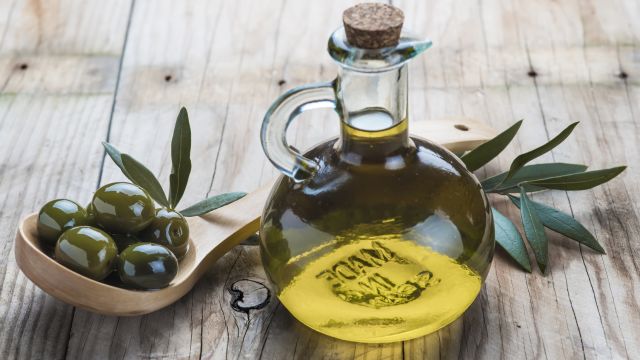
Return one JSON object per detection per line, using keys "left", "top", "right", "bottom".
{"left": 261, "top": 125, "right": 493, "bottom": 342}
{"left": 259, "top": 6, "right": 494, "bottom": 342}
{"left": 278, "top": 237, "right": 481, "bottom": 343}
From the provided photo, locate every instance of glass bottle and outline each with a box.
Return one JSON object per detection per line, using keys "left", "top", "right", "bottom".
{"left": 259, "top": 4, "right": 494, "bottom": 343}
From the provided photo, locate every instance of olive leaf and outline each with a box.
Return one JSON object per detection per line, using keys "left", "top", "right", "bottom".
{"left": 509, "top": 196, "right": 605, "bottom": 254}
{"left": 102, "top": 142, "right": 130, "bottom": 178}
{"left": 522, "top": 166, "right": 626, "bottom": 191}
{"left": 180, "top": 192, "right": 247, "bottom": 217}
{"left": 492, "top": 208, "right": 532, "bottom": 272}
{"left": 501, "top": 122, "right": 579, "bottom": 184}
{"left": 460, "top": 119, "right": 623, "bottom": 274}
{"left": 121, "top": 154, "right": 170, "bottom": 207}
{"left": 461, "top": 120, "right": 522, "bottom": 172}
{"left": 102, "top": 108, "right": 245, "bottom": 216}
{"left": 482, "top": 163, "right": 588, "bottom": 193}
{"left": 518, "top": 188, "right": 548, "bottom": 273}
{"left": 169, "top": 107, "right": 192, "bottom": 209}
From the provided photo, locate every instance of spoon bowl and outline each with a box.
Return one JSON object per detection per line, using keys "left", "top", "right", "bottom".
{"left": 14, "top": 118, "right": 496, "bottom": 316}
{"left": 15, "top": 185, "right": 270, "bottom": 316}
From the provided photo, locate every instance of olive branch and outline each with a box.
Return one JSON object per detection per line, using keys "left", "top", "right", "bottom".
{"left": 102, "top": 107, "right": 246, "bottom": 217}
{"left": 461, "top": 120, "right": 625, "bottom": 273}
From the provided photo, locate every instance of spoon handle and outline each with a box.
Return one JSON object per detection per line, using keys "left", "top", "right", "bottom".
{"left": 186, "top": 117, "right": 496, "bottom": 273}
{"left": 412, "top": 117, "right": 497, "bottom": 154}
{"left": 187, "top": 186, "right": 271, "bottom": 271}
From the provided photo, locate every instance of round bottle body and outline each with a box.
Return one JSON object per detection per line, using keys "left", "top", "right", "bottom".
{"left": 260, "top": 136, "right": 494, "bottom": 343}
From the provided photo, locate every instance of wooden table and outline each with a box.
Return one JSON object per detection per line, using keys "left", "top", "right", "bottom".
{"left": 1, "top": 0, "right": 638, "bottom": 359}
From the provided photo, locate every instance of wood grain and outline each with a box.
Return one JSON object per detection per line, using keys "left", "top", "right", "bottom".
{"left": 0, "top": 0, "right": 132, "bottom": 359}
{"left": 1, "top": 0, "right": 639, "bottom": 359}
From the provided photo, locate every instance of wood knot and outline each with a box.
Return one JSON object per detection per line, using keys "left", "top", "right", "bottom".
{"left": 228, "top": 279, "right": 270, "bottom": 313}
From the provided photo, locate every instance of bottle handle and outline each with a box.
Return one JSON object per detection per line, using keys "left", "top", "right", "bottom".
{"left": 261, "top": 81, "right": 336, "bottom": 182}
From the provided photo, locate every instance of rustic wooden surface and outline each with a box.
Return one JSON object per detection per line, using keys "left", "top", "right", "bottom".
{"left": 0, "top": 0, "right": 638, "bottom": 359}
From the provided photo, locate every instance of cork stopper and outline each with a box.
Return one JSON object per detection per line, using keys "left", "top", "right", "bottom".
{"left": 342, "top": 3, "right": 404, "bottom": 49}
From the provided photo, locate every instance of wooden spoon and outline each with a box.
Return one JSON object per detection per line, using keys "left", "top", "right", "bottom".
{"left": 15, "top": 118, "right": 497, "bottom": 316}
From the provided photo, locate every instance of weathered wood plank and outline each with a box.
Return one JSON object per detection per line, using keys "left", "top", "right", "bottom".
{"left": 68, "top": 0, "right": 640, "bottom": 359}
{"left": 65, "top": 1, "right": 383, "bottom": 358}
{"left": 0, "top": 1, "right": 133, "bottom": 359}
{"left": 397, "top": 1, "right": 640, "bottom": 359}
{"left": 1, "top": 0, "right": 639, "bottom": 359}
{"left": 65, "top": 0, "right": 297, "bottom": 358}
{"left": 0, "top": 94, "right": 114, "bottom": 359}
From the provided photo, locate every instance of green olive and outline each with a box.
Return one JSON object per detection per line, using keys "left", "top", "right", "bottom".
{"left": 91, "top": 182, "right": 155, "bottom": 234}
{"left": 55, "top": 226, "right": 117, "bottom": 281}
{"left": 111, "top": 233, "right": 141, "bottom": 252}
{"left": 117, "top": 243, "right": 178, "bottom": 289}
{"left": 141, "top": 208, "right": 190, "bottom": 259}
{"left": 38, "top": 199, "right": 88, "bottom": 247}
{"left": 85, "top": 202, "right": 96, "bottom": 226}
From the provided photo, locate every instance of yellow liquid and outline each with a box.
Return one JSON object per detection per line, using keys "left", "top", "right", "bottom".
{"left": 261, "top": 133, "right": 493, "bottom": 343}
{"left": 277, "top": 238, "right": 482, "bottom": 343}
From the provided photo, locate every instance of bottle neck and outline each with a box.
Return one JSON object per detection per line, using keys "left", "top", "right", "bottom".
{"left": 335, "top": 65, "right": 411, "bottom": 160}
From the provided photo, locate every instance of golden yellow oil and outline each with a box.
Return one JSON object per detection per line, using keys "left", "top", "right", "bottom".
{"left": 277, "top": 237, "right": 481, "bottom": 343}
{"left": 260, "top": 119, "right": 493, "bottom": 342}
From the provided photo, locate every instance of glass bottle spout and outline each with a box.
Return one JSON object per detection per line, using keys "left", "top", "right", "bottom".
{"left": 328, "top": 27, "right": 432, "bottom": 73}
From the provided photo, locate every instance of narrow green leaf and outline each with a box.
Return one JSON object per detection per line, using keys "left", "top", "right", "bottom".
{"left": 461, "top": 120, "right": 523, "bottom": 171}
{"left": 482, "top": 163, "right": 588, "bottom": 193}
{"left": 509, "top": 196, "right": 605, "bottom": 254}
{"left": 102, "top": 142, "right": 130, "bottom": 178}
{"left": 492, "top": 208, "right": 532, "bottom": 272}
{"left": 518, "top": 188, "right": 549, "bottom": 273}
{"left": 502, "top": 122, "right": 579, "bottom": 183}
{"left": 523, "top": 166, "right": 626, "bottom": 191}
{"left": 121, "top": 154, "right": 170, "bottom": 207}
{"left": 179, "top": 192, "right": 247, "bottom": 217}
{"left": 169, "top": 107, "right": 192, "bottom": 208}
